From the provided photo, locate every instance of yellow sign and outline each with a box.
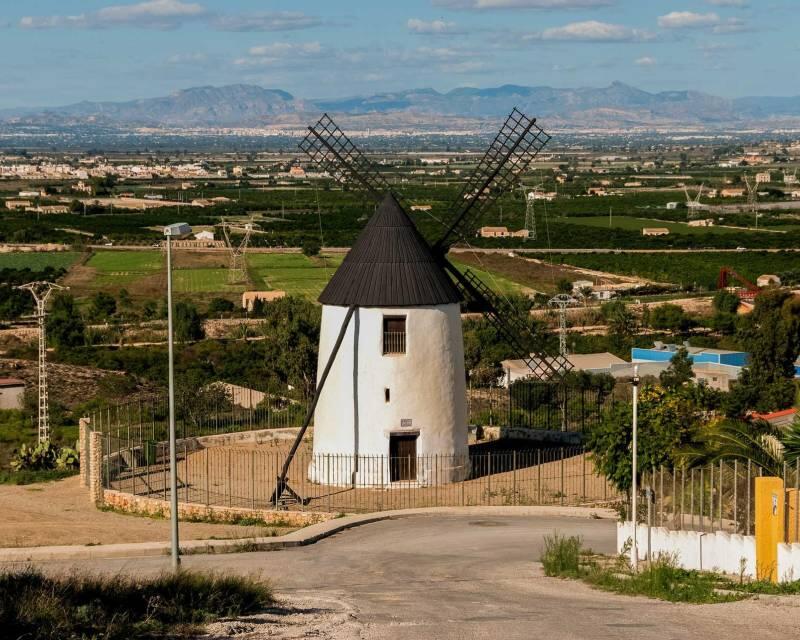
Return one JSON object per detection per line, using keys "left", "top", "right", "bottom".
{"left": 755, "top": 477, "right": 784, "bottom": 583}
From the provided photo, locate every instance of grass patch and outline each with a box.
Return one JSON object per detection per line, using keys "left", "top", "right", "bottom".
{"left": 540, "top": 533, "right": 745, "bottom": 604}
{"left": 1, "top": 567, "right": 273, "bottom": 639}
{"left": 0, "top": 251, "right": 81, "bottom": 270}
{"left": 247, "top": 253, "right": 344, "bottom": 300}
{"left": 0, "top": 468, "right": 78, "bottom": 485}
{"left": 172, "top": 268, "right": 245, "bottom": 293}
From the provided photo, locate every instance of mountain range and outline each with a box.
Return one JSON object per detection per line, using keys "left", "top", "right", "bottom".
{"left": 4, "top": 82, "right": 800, "bottom": 130}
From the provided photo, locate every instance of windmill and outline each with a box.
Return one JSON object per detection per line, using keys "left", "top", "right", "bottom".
{"left": 743, "top": 175, "right": 758, "bottom": 228}
{"left": 15, "top": 281, "right": 65, "bottom": 443}
{"left": 683, "top": 183, "right": 705, "bottom": 217}
{"left": 270, "top": 109, "right": 567, "bottom": 506}
{"left": 519, "top": 183, "right": 543, "bottom": 241}
{"left": 219, "top": 220, "right": 256, "bottom": 283}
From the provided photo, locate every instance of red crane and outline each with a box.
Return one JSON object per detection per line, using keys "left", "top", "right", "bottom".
{"left": 717, "top": 267, "right": 760, "bottom": 301}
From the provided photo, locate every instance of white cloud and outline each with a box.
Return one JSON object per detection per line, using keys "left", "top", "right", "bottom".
{"left": 635, "top": 56, "right": 656, "bottom": 66}
{"left": 166, "top": 52, "right": 208, "bottom": 64}
{"left": 234, "top": 42, "right": 325, "bottom": 67}
{"left": 530, "top": 20, "right": 652, "bottom": 42}
{"left": 211, "top": 12, "right": 321, "bottom": 32}
{"left": 432, "top": 0, "right": 613, "bottom": 9}
{"left": 706, "top": 0, "right": 748, "bottom": 6}
{"left": 407, "top": 18, "right": 461, "bottom": 34}
{"left": 657, "top": 11, "right": 720, "bottom": 29}
{"left": 20, "top": 0, "right": 206, "bottom": 30}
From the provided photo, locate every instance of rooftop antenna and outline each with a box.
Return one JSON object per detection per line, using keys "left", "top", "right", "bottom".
{"left": 220, "top": 219, "right": 256, "bottom": 283}
{"left": 549, "top": 293, "right": 578, "bottom": 358}
{"left": 743, "top": 175, "right": 758, "bottom": 229}
{"left": 15, "top": 281, "right": 65, "bottom": 443}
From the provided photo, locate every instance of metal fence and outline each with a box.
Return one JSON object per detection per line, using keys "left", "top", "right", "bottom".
{"left": 468, "top": 380, "right": 613, "bottom": 432}
{"left": 99, "top": 435, "right": 619, "bottom": 513}
{"left": 89, "top": 386, "right": 308, "bottom": 442}
{"left": 640, "top": 461, "right": 800, "bottom": 538}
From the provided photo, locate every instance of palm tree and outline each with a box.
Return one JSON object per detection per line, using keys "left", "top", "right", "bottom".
{"left": 681, "top": 418, "right": 800, "bottom": 477}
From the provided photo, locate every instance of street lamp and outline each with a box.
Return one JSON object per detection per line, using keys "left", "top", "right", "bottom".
{"left": 163, "top": 222, "right": 191, "bottom": 570}
{"left": 631, "top": 364, "right": 640, "bottom": 571}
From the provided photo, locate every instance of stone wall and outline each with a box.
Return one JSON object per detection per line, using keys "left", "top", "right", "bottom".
{"left": 103, "top": 490, "right": 330, "bottom": 527}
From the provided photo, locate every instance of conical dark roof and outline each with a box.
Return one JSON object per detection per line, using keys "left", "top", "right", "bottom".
{"left": 318, "top": 193, "right": 462, "bottom": 307}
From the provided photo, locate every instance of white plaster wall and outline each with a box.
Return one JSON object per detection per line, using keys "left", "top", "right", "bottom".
{"left": 778, "top": 543, "right": 800, "bottom": 583}
{"left": 617, "top": 522, "right": 757, "bottom": 578}
{"left": 309, "top": 303, "right": 468, "bottom": 486}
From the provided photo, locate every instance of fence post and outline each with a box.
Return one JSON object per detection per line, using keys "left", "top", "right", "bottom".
{"left": 560, "top": 447, "right": 565, "bottom": 506}
{"left": 537, "top": 449, "right": 542, "bottom": 504}
{"left": 487, "top": 452, "right": 492, "bottom": 505}
{"left": 89, "top": 431, "right": 104, "bottom": 506}
{"left": 582, "top": 453, "right": 587, "bottom": 501}
{"left": 513, "top": 450, "right": 517, "bottom": 506}
{"left": 205, "top": 448, "right": 210, "bottom": 506}
{"left": 251, "top": 449, "right": 256, "bottom": 510}
{"left": 79, "top": 416, "right": 91, "bottom": 488}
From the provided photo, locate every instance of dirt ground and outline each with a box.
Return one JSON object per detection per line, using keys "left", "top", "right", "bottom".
{"left": 0, "top": 475, "right": 294, "bottom": 548}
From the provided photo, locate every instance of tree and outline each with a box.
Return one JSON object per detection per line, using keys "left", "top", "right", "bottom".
{"left": 260, "top": 296, "right": 321, "bottom": 396}
{"left": 713, "top": 290, "right": 740, "bottom": 314}
{"left": 602, "top": 300, "right": 637, "bottom": 353}
{"left": 586, "top": 384, "right": 705, "bottom": 494}
{"left": 47, "top": 293, "right": 85, "bottom": 350}
{"left": 208, "top": 297, "right": 235, "bottom": 316}
{"left": 659, "top": 347, "right": 694, "bottom": 390}
{"left": 89, "top": 292, "right": 116, "bottom": 320}
{"left": 301, "top": 239, "right": 321, "bottom": 257}
{"left": 728, "top": 290, "right": 800, "bottom": 414}
{"left": 173, "top": 302, "right": 203, "bottom": 342}
{"left": 649, "top": 304, "right": 692, "bottom": 333}
{"left": 556, "top": 278, "right": 573, "bottom": 294}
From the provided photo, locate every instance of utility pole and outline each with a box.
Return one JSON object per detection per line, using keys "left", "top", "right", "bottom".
{"left": 15, "top": 281, "right": 65, "bottom": 443}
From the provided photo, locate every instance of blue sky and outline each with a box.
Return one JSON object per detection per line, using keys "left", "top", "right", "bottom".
{"left": 2, "top": 0, "right": 796, "bottom": 108}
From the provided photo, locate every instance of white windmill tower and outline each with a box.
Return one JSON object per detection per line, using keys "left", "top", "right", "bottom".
{"left": 309, "top": 193, "right": 468, "bottom": 486}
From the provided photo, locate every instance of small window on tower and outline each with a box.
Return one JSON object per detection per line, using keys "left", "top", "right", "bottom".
{"left": 382, "top": 316, "right": 406, "bottom": 355}
{"left": 385, "top": 388, "right": 391, "bottom": 403}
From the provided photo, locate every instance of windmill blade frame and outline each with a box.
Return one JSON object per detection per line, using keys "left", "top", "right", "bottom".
{"left": 443, "top": 262, "right": 569, "bottom": 380}
{"left": 433, "top": 108, "right": 550, "bottom": 254}
{"left": 299, "top": 113, "right": 397, "bottom": 203}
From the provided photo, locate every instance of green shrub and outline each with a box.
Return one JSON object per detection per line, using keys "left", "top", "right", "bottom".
{"left": 1, "top": 567, "right": 273, "bottom": 639}
{"left": 10, "top": 441, "right": 79, "bottom": 472}
{"left": 541, "top": 533, "right": 583, "bottom": 577}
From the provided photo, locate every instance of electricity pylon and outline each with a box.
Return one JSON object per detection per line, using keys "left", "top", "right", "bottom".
{"left": 549, "top": 293, "right": 578, "bottom": 358}
{"left": 15, "top": 281, "right": 65, "bottom": 442}
{"left": 220, "top": 221, "right": 255, "bottom": 283}
{"left": 743, "top": 175, "right": 758, "bottom": 228}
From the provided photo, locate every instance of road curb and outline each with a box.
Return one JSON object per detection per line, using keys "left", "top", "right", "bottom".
{"left": 0, "top": 505, "right": 616, "bottom": 563}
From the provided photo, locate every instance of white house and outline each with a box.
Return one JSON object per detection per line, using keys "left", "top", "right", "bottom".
{"left": 194, "top": 230, "right": 215, "bottom": 241}
{"left": 309, "top": 194, "right": 468, "bottom": 486}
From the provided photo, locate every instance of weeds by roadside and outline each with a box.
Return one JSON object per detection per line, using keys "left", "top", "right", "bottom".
{"left": 0, "top": 468, "right": 78, "bottom": 485}
{"left": 1, "top": 566, "right": 273, "bottom": 639}
{"left": 540, "top": 532, "right": 800, "bottom": 604}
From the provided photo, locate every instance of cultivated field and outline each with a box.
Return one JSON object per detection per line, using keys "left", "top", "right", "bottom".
{"left": 247, "top": 253, "right": 345, "bottom": 300}
{"left": 558, "top": 215, "right": 770, "bottom": 235}
{"left": 0, "top": 251, "right": 81, "bottom": 270}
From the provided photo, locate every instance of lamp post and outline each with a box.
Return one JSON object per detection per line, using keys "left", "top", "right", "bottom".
{"left": 631, "top": 364, "right": 640, "bottom": 571}
{"left": 163, "top": 223, "right": 191, "bottom": 570}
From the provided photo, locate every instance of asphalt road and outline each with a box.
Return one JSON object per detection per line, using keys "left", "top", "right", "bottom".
{"left": 30, "top": 513, "right": 800, "bottom": 639}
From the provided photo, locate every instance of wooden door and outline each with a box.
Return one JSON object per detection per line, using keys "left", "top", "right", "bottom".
{"left": 390, "top": 434, "right": 417, "bottom": 481}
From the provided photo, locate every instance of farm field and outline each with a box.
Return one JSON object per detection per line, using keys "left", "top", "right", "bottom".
{"left": 172, "top": 268, "right": 245, "bottom": 294}
{"left": 557, "top": 215, "right": 769, "bottom": 235}
{"left": 0, "top": 251, "right": 81, "bottom": 271}
{"left": 449, "top": 252, "right": 640, "bottom": 295}
{"left": 542, "top": 250, "right": 800, "bottom": 290}
{"left": 247, "top": 253, "right": 344, "bottom": 300}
